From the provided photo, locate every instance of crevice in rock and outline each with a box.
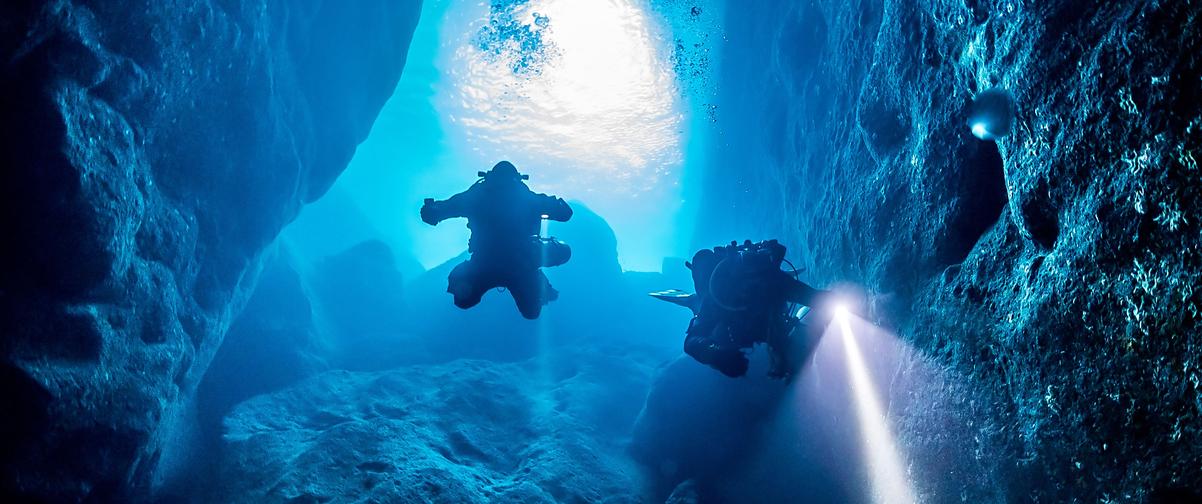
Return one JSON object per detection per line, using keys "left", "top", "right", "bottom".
{"left": 936, "top": 140, "right": 1007, "bottom": 266}
{"left": 1013, "top": 176, "right": 1060, "bottom": 250}
{"left": 964, "top": 0, "right": 990, "bottom": 25}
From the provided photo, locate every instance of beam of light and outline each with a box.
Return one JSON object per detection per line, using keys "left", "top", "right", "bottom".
{"left": 534, "top": 213, "right": 554, "bottom": 402}
{"left": 835, "top": 312, "right": 917, "bottom": 504}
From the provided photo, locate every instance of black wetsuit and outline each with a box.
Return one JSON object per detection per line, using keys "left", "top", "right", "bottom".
{"left": 683, "top": 241, "right": 827, "bottom": 377}
{"left": 422, "top": 175, "right": 572, "bottom": 319}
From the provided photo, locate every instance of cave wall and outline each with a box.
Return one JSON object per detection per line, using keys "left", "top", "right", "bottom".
{"left": 701, "top": 0, "right": 1201, "bottom": 500}
{"left": 0, "top": 0, "right": 420, "bottom": 499}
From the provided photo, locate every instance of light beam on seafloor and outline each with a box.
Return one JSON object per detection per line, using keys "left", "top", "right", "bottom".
{"left": 835, "top": 311, "right": 917, "bottom": 504}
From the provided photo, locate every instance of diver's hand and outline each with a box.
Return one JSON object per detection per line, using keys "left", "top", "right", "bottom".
{"left": 715, "top": 351, "right": 749, "bottom": 378}
{"left": 420, "top": 199, "right": 440, "bottom": 225}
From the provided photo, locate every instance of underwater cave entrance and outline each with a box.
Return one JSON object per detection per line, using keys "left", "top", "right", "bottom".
{"left": 285, "top": 0, "right": 721, "bottom": 274}
{"left": 437, "top": 0, "right": 721, "bottom": 272}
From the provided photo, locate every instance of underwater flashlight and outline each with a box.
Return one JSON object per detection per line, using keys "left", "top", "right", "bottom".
{"left": 834, "top": 303, "right": 851, "bottom": 320}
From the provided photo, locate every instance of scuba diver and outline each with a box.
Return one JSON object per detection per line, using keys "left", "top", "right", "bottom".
{"left": 652, "top": 239, "right": 834, "bottom": 379}
{"left": 420, "top": 161, "right": 573, "bottom": 319}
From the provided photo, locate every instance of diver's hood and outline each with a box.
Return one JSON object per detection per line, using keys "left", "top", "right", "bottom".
{"left": 479, "top": 161, "right": 530, "bottom": 181}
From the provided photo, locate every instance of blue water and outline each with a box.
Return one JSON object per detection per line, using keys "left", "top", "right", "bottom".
{"left": 287, "top": 0, "right": 722, "bottom": 273}
{"left": 9, "top": 0, "right": 1197, "bottom": 501}
{"left": 195, "top": 1, "right": 947, "bottom": 502}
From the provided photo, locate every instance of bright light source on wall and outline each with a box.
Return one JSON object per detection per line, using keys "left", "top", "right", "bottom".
{"left": 970, "top": 121, "right": 989, "bottom": 140}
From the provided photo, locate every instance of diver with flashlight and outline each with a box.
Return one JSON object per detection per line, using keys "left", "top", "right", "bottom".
{"left": 652, "top": 239, "right": 835, "bottom": 378}
{"left": 420, "top": 161, "right": 573, "bottom": 319}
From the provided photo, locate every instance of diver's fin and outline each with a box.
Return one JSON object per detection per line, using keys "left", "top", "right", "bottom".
{"left": 649, "top": 289, "right": 700, "bottom": 313}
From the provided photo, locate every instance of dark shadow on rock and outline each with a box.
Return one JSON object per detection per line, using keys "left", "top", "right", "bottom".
{"left": 936, "top": 138, "right": 1008, "bottom": 266}
{"left": 629, "top": 356, "right": 789, "bottom": 501}
{"left": 196, "top": 247, "right": 326, "bottom": 442}
{"left": 0, "top": 362, "right": 52, "bottom": 500}
{"left": 1008, "top": 175, "right": 1060, "bottom": 250}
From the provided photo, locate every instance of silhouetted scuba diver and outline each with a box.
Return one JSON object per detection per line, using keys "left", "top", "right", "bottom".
{"left": 652, "top": 239, "right": 833, "bottom": 378}
{"left": 421, "top": 161, "right": 573, "bottom": 319}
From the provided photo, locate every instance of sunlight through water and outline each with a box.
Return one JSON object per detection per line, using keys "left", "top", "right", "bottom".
{"left": 440, "top": 0, "right": 687, "bottom": 270}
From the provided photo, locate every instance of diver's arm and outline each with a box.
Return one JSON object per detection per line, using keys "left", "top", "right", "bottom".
{"left": 785, "top": 278, "right": 831, "bottom": 307}
{"left": 536, "top": 194, "right": 573, "bottom": 222}
{"left": 420, "top": 186, "right": 476, "bottom": 225}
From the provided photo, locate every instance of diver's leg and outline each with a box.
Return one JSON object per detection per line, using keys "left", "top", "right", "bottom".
{"left": 447, "top": 260, "right": 490, "bottom": 309}
{"left": 508, "top": 269, "right": 556, "bottom": 320}
{"left": 766, "top": 318, "right": 796, "bottom": 379}
{"left": 683, "top": 317, "right": 748, "bottom": 377}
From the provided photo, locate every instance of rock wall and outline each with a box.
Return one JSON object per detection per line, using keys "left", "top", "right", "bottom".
{"left": 0, "top": 0, "right": 420, "bottom": 500}
{"left": 700, "top": 0, "right": 1201, "bottom": 500}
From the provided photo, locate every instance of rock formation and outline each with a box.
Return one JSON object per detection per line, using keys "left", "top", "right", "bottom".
{"left": 214, "top": 354, "right": 653, "bottom": 503}
{"left": 695, "top": 0, "right": 1202, "bottom": 499}
{"left": 0, "top": 1, "right": 420, "bottom": 499}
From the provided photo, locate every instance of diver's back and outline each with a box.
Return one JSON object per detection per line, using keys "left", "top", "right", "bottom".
{"left": 466, "top": 180, "right": 543, "bottom": 258}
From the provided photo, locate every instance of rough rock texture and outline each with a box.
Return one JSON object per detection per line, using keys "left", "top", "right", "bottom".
{"left": 215, "top": 353, "right": 656, "bottom": 503}
{"left": 700, "top": 0, "right": 1202, "bottom": 500}
{"left": 0, "top": 0, "right": 420, "bottom": 499}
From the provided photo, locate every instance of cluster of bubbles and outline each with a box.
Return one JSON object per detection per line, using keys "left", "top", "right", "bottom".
{"left": 473, "top": 1, "right": 560, "bottom": 78}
